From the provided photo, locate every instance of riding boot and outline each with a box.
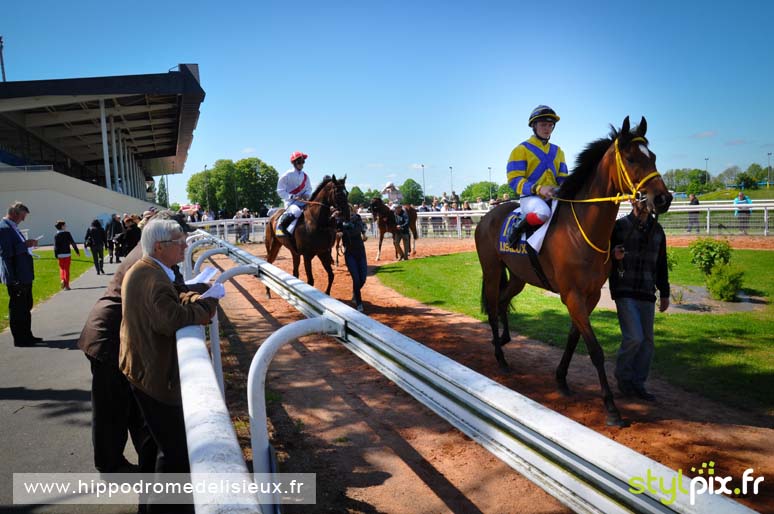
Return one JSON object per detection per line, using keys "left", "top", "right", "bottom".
{"left": 275, "top": 211, "right": 294, "bottom": 237}
{"left": 507, "top": 217, "right": 530, "bottom": 249}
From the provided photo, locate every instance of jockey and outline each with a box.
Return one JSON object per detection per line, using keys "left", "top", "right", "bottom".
{"left": 382, "top": 182, "right": 403, "bottom": 205}
{"left": 506, "top": 105, "right": 569, "bottom": 248}
{"left": 275, "top": 151, "right": 313, "bottom": 237}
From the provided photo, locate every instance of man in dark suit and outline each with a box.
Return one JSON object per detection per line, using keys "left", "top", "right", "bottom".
{"left": 0, "top": 201, "right": 41, "bottom": 347}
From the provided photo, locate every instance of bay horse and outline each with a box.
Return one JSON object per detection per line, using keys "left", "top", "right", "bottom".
{"left": 474, "top": 117, "right": 672, "bottom": 426}
{"left": 368, "top": 197, "right": 419, "bottom": 261}
{"left": 265, "top": 175, "right": 350, "bottom": 295}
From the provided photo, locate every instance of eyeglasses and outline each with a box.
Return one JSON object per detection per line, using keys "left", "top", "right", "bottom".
{"left": 159, "top": 239, "right": 187, "bottom": 246}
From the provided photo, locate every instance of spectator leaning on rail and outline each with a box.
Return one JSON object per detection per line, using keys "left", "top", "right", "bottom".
{"left": 733, "top": 191, "right": 752, "bottom": 234}
{"left": 78, "top": 211, "right": 203, "bottom": 476}
{"left": 275, "top": 150, "right": 313, "bottom": 238}
{"left": 609, "top": 198, "right": 670, "bottom": 402}
{"left": 686, "top": 193, "right": 700, "bottom": 233}
{"left": 505, "top": 105, "right": 569, "bottom": 248}
{"left": 120, "top": 219, "right": 221, "bottom": 495}
{"left": 0, "top": 202, "right": 41, "bottom": 347}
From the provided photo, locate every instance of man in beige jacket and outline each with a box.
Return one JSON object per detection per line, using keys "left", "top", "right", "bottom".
{"left": 120, "top": 219, "right": 218, "bottom": 501}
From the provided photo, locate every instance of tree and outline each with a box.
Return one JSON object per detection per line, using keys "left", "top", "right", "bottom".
{"left": 348, "top": 186, "right": 365, "bottom": 205}
{"left": 400, "top": 178, "right": 423, "bottom": 205}
{"left": 746, "top": 163, "right": 766, "bottom": 182}
{"left": 186, "top": 157, "right": 281, "bottom": 217}
{"left": 362, "top": 188, "right": 382, "bottom": 202}
{"left": 461, "top": 181, "right": 499, "bottom": 202}
{"left": 157, "top": 176, "right": 168, "bottom": 207}
{"left": 716, "top": 166, "right": 741, "bottom": 187}
{"left": 169, "top": 202, "right": 181, "bottom": 212}
{"left": 497, "top": 184, "right": 511, "bottom": 199}
{"left": 736, "top": 172, "right": 758, "bottom": 190}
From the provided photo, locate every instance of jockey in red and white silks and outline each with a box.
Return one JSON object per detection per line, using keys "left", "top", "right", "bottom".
{"left": 275, "top": 151, "right": 314, "bottom": 237}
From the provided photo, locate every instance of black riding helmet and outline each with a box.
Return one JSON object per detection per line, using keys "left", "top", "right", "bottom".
{"left": 528, "top": 105, "right": 560, "bottom": 127}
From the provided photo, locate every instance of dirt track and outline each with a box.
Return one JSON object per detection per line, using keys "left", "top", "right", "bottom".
{"left": 213, "top": 235, "right": 773, "bottom": 513}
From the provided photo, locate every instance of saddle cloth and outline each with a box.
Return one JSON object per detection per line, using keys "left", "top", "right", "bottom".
{"left": 497, "top": 200, "right": 558, "bottom": 255}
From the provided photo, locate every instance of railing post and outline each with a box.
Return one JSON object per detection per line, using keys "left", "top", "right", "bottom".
{"left": 247, "top": 316, "right": 341, "bottom": 511}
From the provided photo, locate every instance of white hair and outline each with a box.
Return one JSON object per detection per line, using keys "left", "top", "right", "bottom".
{"left": 140, "top": 219, "right": 183, "bottom": 257}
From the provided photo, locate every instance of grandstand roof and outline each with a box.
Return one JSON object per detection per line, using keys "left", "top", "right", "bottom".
{"left": 0, "top": 64, "right": 204, "bottom": 176}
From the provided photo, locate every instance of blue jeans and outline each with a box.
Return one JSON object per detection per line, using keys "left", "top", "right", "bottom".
{"left": 345, "top": 249, "right": 367, "bottom": 305}
{"left": 614, "top": 297, "right": 655, "bottom": 388}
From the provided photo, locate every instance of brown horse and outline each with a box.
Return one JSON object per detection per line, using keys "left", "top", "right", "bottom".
{"left": 474, "top": 117, "right": 672, "bottom": 426}
{"left": 265, "top": 175, "right": 350, "bottom": 295}
{"left": 368, "top": 197, "right": 419, "bottom": 261}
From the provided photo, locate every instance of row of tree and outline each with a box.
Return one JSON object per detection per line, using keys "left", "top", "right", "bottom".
{"left": 176, "top": 158, "right": 771, "bottom": 213}
{"left": 661, "top": 163, "right": 771, "bottom": 194}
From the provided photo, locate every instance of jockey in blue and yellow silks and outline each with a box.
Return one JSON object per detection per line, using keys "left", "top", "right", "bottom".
{"left": 506, "top": 104, "right": 568, "bottom": 248}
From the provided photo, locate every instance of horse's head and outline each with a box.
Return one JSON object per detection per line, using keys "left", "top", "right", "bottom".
{"left": 311, "top": 175, "right": 350, "bottom": 219}
{"left": 368, "top": 196, "right": 386, "bottom": 214}
{"left": 332, "top": 175, "right": 350, "bottom": 219}
{"left": 615, "top": 116, "right": 672, "bottom": 214}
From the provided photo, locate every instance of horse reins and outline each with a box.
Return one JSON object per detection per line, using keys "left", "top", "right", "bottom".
{"left": 557, "top": 136, "right": 662, "bottom": 262}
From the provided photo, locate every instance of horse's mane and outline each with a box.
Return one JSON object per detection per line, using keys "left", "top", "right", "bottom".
{"left": 310, "top": 176, "right": 334, "bottom": 200}
{"left": 557, "top": 126, "right": 621, "bottom": 199}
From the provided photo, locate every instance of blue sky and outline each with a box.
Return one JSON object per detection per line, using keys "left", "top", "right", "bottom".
{"left": 4, "top": 0, "right": 774, "bottom": 203}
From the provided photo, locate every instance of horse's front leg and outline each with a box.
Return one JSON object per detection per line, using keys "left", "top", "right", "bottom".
{"left": 376, "top": 231, "right": 385, "bottom": 261}
{"left": 292, "top": 254, "right": 301, "bottom": 279}
{"left": 318, "top": 252, "right": 335, "bottom": 295}
{"left": 303, "top": 256, "right": 314, "bottom": 287}
{"left": 556, "top": 324, "right": 581, "bottom": 396}
{"left": 564, "top": 294, "right": 627, "bottom": 427}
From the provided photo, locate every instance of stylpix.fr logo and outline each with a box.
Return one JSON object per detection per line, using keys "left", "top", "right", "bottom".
{"left": 628, "top": 461, "right": 764, "bottom": 505}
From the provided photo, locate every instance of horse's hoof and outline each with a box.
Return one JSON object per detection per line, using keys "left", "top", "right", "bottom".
{"left": 558, "top": 384, "right": 573, "bottom": 397}
{"left": 606, "top": 415, "right": 630, "bottom": 428}
{"left": 500, "top": 337, "right": 512, "bottom": 347}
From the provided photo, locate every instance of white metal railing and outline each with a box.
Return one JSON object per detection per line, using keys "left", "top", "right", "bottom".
{"left": 176, "top": 325, "right": 262, "bottom": 513}
{"left": 177, "top": 230, "right": 755, "bottom": 514}
{"left": 189, "top": 202, "right": 773, "bottom": 242}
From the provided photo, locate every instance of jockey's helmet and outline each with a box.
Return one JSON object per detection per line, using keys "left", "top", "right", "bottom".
{"left": 528, "top": 105, "right": 560, "bottom": 127}
{"left": 289, "top": 151, "right": 308, "bottom": 163}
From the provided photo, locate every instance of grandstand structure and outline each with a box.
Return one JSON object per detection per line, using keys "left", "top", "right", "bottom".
{"left": 0, "top": 64, "right": 204, "bottom": 241}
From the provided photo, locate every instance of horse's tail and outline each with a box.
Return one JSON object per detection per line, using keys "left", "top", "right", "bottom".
{"left": 264, "top": 219, "right": 274, "bottom": 256}
{"left": 408, "top": 207, "right": 419, "bottom": 240}
{"left": 480, "top": 276, "right": 487, "bottom": 314}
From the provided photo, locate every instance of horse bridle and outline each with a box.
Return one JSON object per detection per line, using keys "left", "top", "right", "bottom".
{"left": 558, "top": 136, "right": 662, "bottom": 261}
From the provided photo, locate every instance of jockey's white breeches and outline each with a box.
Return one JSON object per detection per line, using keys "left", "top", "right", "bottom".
{"left": 519, "top": 195, "right": 551, "bottom": 222}
{"left": 284, "top": 201, "right": 304, "bottom": 218}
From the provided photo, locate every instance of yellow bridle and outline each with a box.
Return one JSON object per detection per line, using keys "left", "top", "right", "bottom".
{"left": 558, "top": 137, "right": 662, "bottom": 261}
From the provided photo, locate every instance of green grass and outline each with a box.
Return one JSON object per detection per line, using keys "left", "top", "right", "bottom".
{"left": 0, "top": 250, "right": 95, "bottom": 331}
{"left": 376, "top": 248, "right": 774, "bottom": 413}
{"left": 699, "top": 189, "right": 774, "bottom": 201}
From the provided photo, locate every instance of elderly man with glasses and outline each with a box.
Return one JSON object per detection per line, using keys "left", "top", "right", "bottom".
{"left": 119, "top": 219, "right": 221, "bottom": 508}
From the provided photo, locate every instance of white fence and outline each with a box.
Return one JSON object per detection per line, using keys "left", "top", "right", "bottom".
{"left": 174, "top": 231, "right": 755, "bottom": 513}
{"left": 190, "top": 201, "right": 773, "bottom": 244}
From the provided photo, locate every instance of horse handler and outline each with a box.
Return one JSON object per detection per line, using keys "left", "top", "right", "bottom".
{"left": 336, "top": 209, "right": 369, "bottom": 312}
{"left": 610, "top": 198, "right": 670, "bottom": 402}
{"left": 275, "top": 151, "right": 313, "bottom": 238}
